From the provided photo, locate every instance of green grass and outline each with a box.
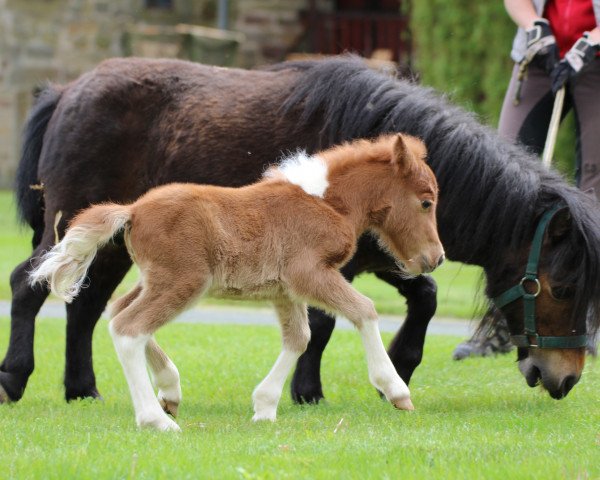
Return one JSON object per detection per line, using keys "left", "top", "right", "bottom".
{"left": 1, "top": 191, "right": 599, "bottom": 477}
{"left": 0, "top": 317, "right": 598, "bottom": 479}
{"left": 0, "top": 191, "right": 483, "bottom": 319}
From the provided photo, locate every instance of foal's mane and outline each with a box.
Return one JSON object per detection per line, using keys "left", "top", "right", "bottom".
{"left": 269, "top": 56, "right": 600, "bottom": 332}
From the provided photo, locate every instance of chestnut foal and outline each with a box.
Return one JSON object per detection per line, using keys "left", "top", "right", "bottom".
{"left": 30, "top": 134, "right": 444, "bottom": 431}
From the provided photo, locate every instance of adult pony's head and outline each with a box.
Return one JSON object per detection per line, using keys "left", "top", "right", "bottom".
{"left": 485, "top": 200, "right": 598, "bottom": 399}
{"left": 320, "top": 134, "right": 444, "bottom": 275}
{"left": 276, "top": 55, "right": 600, "bottom": 398}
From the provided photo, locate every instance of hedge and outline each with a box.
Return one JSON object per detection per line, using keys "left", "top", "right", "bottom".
{"left": 410, "top": 1, "right": 576, "bottom": 178}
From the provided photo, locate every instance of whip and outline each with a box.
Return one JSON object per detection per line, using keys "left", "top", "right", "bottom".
{"left": 541, "top": 86, "right": 565, "bottom": 168}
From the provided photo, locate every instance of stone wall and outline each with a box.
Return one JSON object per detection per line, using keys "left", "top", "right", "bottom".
{"left": 0, "top": 0, "right": 320, "bottom": 187}
{"left": 0, "top": 0, "right": 138, "bottom": 187}
{"left": 235, "top": 0, "right": 331, "bottom": 67}
{"left": 0, "top": 0, "right": 240, "bottom": 187}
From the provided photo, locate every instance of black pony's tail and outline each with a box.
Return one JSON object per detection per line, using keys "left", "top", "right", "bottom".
{"left": 15, "top": 84, "right": 63, "bottom": 246}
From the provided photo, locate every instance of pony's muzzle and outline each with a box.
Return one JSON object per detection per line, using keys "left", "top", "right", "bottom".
{"left": 545, "top": 373, "right": 580, "bottom": 399}
{"left": 519, "top": 349, "right": 584, "bottom": 399}
{"left": 420, "top": 252, "right": 445, "bottom": 274}
{"left": 437, "top": 254, "right": 445, "bottom": 267}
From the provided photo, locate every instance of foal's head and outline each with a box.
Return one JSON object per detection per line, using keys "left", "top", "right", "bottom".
{"left": 326, "top": 134, "right": 444, "bottom": 275}
{"left": 373, "top": 135, "right": 444, "bottom": 275}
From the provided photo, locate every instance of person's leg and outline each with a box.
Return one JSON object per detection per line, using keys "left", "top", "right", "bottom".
{"left": 570, "top": 58, "right": 600, "bottom": 355}
{"left": 498, "top": 63, "right": 564, "bottom": 150}
{"left": 570, "top": 59, "right": 600, "bottom": 196}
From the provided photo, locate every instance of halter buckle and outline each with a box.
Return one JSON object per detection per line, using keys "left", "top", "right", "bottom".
{"left": 527, "top": 334, "right": 539, "bottom": 348}
{"left": 520, "top": 276, "right": 541, "bottom": 297}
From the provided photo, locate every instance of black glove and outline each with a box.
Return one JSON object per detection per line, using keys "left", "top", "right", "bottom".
{"left": 551, "top": 33, "right": 600, "bottom": 93}
{"left": 524, "top": 19, "right": 559, "bottom": 73}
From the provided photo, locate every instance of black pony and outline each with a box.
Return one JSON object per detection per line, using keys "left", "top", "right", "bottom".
{"left": 2, "top": 56, "right": 599, "bottom": 406}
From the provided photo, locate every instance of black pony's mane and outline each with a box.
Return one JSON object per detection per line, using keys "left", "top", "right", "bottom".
{"left": 270, "top": 56, "right": 600, "bottom": 333}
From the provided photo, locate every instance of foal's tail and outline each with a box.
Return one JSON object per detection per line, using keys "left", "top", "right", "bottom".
{"left": 29, "top": 204, "right": 131, "bottom": 303}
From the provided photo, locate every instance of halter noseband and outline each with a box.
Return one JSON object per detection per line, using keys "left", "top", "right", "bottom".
{"left": 492, "top": 205, "right": 588, "bottom": 349}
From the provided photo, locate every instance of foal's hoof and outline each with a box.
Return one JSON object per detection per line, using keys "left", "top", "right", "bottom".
{"left": 392, "top": 396, "right": 415, "bottom": 411}
{"left": 252, "top": 411, "right": 277, "bottom": 422}
{"left": 139, "top": 415, "right": 181, "bottom": 432}
{"left": 159, "top": 398, "right": 179, "bottom": 418}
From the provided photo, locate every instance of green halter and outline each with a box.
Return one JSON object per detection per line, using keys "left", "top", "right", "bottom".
{"left": 492, "top": 205, "right": 588, "bottom": 349}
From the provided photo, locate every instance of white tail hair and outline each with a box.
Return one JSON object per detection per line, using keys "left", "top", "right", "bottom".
{"left": 29, "top": 205, "right": 131, "bottom": 303}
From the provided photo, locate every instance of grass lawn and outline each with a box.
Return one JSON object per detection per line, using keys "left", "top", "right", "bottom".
{"left": 0, "top": 195, "right": 598, "bottom": 478}
{"left": 0, "top": 317, "right": 598, "bottom": 479}
{"left": 0, "top": 190, "right": 484, "bottom": 319}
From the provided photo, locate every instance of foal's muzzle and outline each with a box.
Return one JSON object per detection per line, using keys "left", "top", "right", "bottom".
{"left": 420, "top": 253, "right": 445, "bottom": 273}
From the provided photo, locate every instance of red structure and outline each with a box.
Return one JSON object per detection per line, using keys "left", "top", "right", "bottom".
{"left": 304, "top": 0, "right": 412, "bottom": 65}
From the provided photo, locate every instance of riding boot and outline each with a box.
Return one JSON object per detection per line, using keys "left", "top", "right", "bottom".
{"left": 452, "top": 307, "right": 513, "bottom": 360}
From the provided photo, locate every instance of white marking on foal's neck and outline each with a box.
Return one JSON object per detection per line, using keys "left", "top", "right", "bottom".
{"left": 268, "top": 151, "right": 329, "bottom": 198}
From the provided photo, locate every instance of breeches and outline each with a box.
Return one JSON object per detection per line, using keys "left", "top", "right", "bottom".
{"left": 498, "top": 59, "right": 600, "bottom": 197}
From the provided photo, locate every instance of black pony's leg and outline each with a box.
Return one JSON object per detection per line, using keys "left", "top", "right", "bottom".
{"left": 0, "top": 247, "right": 50, "bottom": 402}
{"left": 375, "top": 272, "right": 438, "bottom": 385}
{"left": 64, "top": 244, "right": 132, "bottom": 401}
{"left": 290, "top": 307, "right": 337, "bottom": 404}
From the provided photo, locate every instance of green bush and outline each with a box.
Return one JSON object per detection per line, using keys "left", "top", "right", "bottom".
{"left": 411, "top": 1, "right": 576, "bottom": 179}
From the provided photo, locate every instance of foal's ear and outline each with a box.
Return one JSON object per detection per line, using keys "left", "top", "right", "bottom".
{"left": 548, "top": 207, "right": 572, "bottom": 243}
{"left": 392, "top": 134, "right": 415, "bottom": 173}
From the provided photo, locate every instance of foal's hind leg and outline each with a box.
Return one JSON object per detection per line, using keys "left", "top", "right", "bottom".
{"left": 110, "top": 275, "right": 205, "bottom": 431}
{"left": 146, "top": 339, "right": 181, "bottom": 418}
{"left": 109, "top": 283, "right": 143, "bottom": 318}
{"left": 252, "top": 300, "right": 310, "bottom": 422}
{"left": 111, "top": 284, "right": 181, "bottom": 416}
{"left": 110, "top": 292, "right": 175, "bottom": 430}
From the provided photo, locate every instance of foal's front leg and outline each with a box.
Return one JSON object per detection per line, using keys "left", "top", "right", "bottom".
{"left": 290, "top": 268, "right": 413, "bottom": 410}
{"left": 375, "top": 272, "right": 437, "bottom": 384}
{"left": 252, "top": 300, "right": 311, "bottom": 421}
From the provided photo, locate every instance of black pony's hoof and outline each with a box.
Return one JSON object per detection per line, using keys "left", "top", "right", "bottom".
{"left": 0, "top": 371, "right": 26, "bottom": 403}
{"left": 65, "top": 387, "right": 103, "bottom": 403}
{"left": 0, "top": 383, "right": 10, "bottom": 403}
{"left": 291, "top": 383, "right": 324, "bottom": 405}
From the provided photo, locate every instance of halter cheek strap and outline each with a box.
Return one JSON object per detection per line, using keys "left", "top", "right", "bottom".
{"left": 492, "top": 205, "right": 588, "bottom": 349}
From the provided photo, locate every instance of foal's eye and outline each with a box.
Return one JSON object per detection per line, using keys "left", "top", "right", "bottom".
{"left": 421, "top": 200, "right": 432, "bottom": 210}
{"left": 550, "top": 285, "right": 575, "bottom": 301}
